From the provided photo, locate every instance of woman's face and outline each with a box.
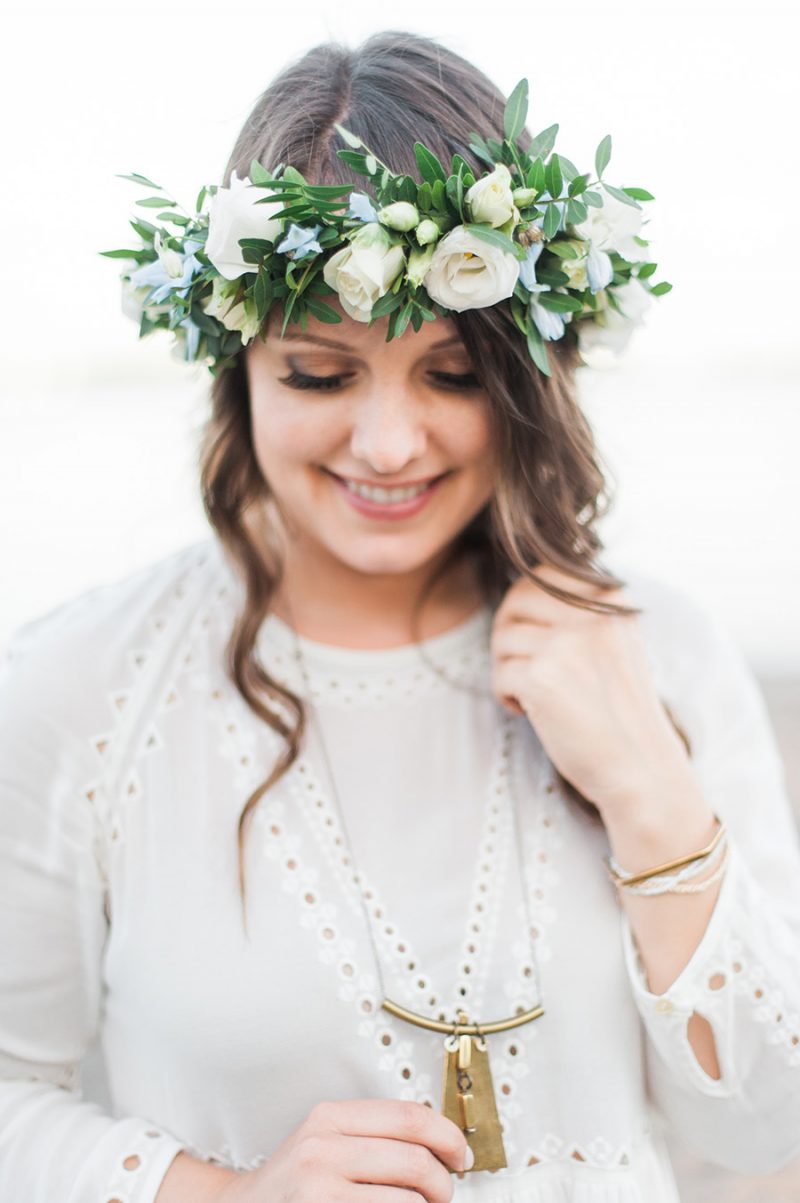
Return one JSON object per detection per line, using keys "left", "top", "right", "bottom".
{"left": 245, "top": 301, "right": 497, "bottom": 582}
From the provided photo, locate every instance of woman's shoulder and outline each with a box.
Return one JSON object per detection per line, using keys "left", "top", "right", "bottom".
{"left": 606, "top": 558, "right": 767, "bottom": 735}
{"left": 1, "top": 535, "right": 225, "bottom": 700}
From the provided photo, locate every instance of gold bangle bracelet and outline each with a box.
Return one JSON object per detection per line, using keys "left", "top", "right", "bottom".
{"left": 604, "top": 813, "right": 726, "bottom": 888}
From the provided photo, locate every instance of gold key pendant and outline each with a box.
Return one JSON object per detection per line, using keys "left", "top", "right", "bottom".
{"left": 441, "top": 1012, "right": 507, "bottom": 1172}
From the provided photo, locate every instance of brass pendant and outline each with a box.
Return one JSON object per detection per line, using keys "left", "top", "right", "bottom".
{"left": 441, "top": 1013, "right": 507, "bottom": 1172}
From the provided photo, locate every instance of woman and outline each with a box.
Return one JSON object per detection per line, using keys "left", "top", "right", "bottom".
{"left": 2, "top": 29, "right": 800, "bottom": 1203}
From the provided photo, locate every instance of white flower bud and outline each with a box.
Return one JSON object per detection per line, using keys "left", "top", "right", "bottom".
{"left": 376, "top": 201, "right": 420, "bottom": 232}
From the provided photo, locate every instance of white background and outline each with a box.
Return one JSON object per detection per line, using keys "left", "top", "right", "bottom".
{"left": 1, "top": 0, "right": 798, "bottom": 671}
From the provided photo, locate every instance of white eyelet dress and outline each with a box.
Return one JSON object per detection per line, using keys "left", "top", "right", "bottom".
{"left": 1, "top": 535, "right": 800, "bottom": 1203}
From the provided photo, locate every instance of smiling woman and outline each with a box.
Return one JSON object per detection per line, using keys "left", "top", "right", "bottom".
{"left": 242, "top": 302, "right": 498, "bottom": 637}
{"left": 2, "top": 25, "right": 800, "bottom": 1203}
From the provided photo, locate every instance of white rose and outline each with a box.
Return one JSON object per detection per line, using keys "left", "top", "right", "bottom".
{"left": 465, "top": 163, "right": 516, "bottom": 228}
{"left": 576, "top": 278, "right": 652, "bottom": 362}
{"left": 322, "top": 223, "right": 406, "bottom": 322}
{"left": 423, "top": 225, "right": 520, "bottom": 312}
{"left": 205, "top": 169, "right": 285, "bottom": 280}
{"left": 202, "top": 275, "right": 260, "bottom": 342}
{"left": 572, "top": 185, "right": 647, "bottom": 262}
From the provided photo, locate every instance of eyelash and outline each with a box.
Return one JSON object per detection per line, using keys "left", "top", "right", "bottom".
{"left": 278, "top": 368, "right": 481, "bottom": 393}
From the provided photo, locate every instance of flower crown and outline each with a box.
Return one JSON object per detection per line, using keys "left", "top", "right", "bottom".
{"left": 101, "top": 79, "right": 671, "bottom": 379}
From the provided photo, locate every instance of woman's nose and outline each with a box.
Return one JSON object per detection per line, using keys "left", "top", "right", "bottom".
{"left": 348, "top": 389, "right": 428, "bottom": 473}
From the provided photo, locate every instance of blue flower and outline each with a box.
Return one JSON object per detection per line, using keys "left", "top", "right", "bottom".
{"left": 275, "top": 223, "right": 324, "bottom": 260}
{"left": 129, "top": 237, "right": 204, "bottom": 305}
{"left": 518, "top": 241, "right": 544, "bottom": 291}
{"left": 527, "top": 283, "right": 566, "bottom": 341}
{"left": 586, "top": 242, "right": 613, "bottom": 293}
{"left": 347, "top": 191, "right": 379, "bottom": 223}
{"left": 178, "top": 316, "right": 201, "bottom": 360}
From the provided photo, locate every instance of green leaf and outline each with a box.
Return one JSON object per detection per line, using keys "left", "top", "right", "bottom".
{"left": 334, "top": 123, "right": 363, "bottom": 149}
{"left": 622, "top": 186, "right": 655, "bottom": 201}
{"left": 394, "top": 174, "right": 418, "bottom": 204}
{"left": 536, "top": 265, "right": 570, "bottom": 288}
{"left": 417, "top": 181, "right": 433, "bottom": 210}
{"left": 195, "top": 186, "right": 207, "bottom": 213}
{"left": 393, "top": 302, "right": 413, "bottom": 339}
{"left": 527, "top": 123, "right": 559, "bottom": 160}
{"left": 568, "top": 173, "right": 590, "bottom": 197}
{"left": 526, "top": 322, "right": 552, "bottom": 376}
{"left": 537, "top": 291, "right": 583, "bottom": 313}
{"left": 583, "top": 190, "right": 603, "bottom": 208}
{"left": 410, "top": 308, "right": 423, "bottom": 332}
{"left": 557, "top": 156, "right": 580, "bottom": 181}
{"left": 370, "top": 290, "right": 403, "bottom": 320}
{"left": 414, "top": 142, "right": 447, "bottom": 185}
{"left": 158, "top": 211, "right": 190, "bottom": 225}
{"left": 334, "top": 150, "right": 371, "bottom": 177}
{"left": 650, "top": 280, "right": 672, "bottom": 296}
{"left": 503, "top": 78, "right": 529, "bottom": 144}
{"left": 545, "top": 241, "right": 581, "bottom": 260}
{"left": 365, "top": 154, "right": 378, "bottom": 175}
{"left": 601, "top": 183, "right": 641, "bottom": 209}
{"left": 249, "top": 160, "right": 273, "bottom": 186}
{"left": 462, "top": 223, "right": 521, "bottom": 257}
{"left": 254, "top": 270, "right": 273, "bottom": 320}
{"left": 99, "top": 247, "right": 144, "bottom": 259}
{"left": 595, "top": 135, "right": 612, "bottom": 178}
{"left": 304, "top": 295, "right": 342, "bottom": 323}
{"left": 566, "top": 199, "right": 588, "bottom": 226}
{"left": 431, "top": 180, "right": 447, "bottom": 212}
{"left": 130, "top": 218, "right": 157, "bottom": 239}
{"left": 636, "top": 262, "right": 658, "bottom": 279}
{"left": 282, "top": 166, "right": 306, "bottom": 186}
{"left": 467, "top": 133, "right": 497, "bottom": 170}
{"left": 117, "top": 171, "right": 163, "bottom": 190}
{"left": 543, "top": 203, "right": 562, "bottom": 239}
{"left": 527, "top": 157, "right": 546, "bottom": 193}
{"left": 136, "top": 196, "right": 176, "bottom": 208}
{"left": 452, "top": 153, "right": 471, "bottom": 181}
{"left": 303, "top": 184, "right": 357, "bottom": 198}
{"left": 545, "top": 154, "right": 562, "bottom": 201}
{"left": 445, "top": 171, "right": 465, "bottom": 221}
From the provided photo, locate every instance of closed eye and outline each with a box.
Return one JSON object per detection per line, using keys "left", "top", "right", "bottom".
{"left": 278, "top": 369, "right": 482, "bottom": 392}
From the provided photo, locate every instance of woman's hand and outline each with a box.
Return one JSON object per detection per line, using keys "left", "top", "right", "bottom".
{"left": 490, "top": 564, "right": 694, "bottom": 820}
{"left": 217, "top": 1098, "right": 472, "bottom": 1203}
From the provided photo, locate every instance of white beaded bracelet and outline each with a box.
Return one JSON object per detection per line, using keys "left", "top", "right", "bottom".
{"left": 613, "top": 834, "right": 729, "bottom": 896}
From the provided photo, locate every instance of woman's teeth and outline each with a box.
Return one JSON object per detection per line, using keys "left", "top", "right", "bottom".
{"left": 342, "top": 478, "right": 436, "bottom": 503}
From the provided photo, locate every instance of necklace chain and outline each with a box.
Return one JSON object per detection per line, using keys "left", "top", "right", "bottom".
{"left": 283, "top": 595, "right": 545, "bottom": 1033}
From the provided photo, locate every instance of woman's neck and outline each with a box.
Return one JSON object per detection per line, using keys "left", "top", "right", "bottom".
{"left": 268, "top": 549, "right": 489, "bottom": 651}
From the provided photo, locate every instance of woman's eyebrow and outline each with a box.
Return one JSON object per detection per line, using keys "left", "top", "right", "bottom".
{"left": 279, "top": 333, "right": 464, "bottom": 352}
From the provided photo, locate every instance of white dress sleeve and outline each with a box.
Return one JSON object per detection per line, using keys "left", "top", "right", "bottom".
{"left": 619, "top": 582, "right": 800, "bottom": 1175}
{"left": 0, "top": 625, "right": 187, "bottom": 1203}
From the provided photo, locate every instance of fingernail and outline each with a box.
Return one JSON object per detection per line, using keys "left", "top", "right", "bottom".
{"left": 463, "top": 1145, "right": 475, "bottom": 1170}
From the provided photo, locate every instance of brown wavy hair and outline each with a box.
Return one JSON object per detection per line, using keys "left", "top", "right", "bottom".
{"left": 196, "top": 30, "right": 689, "bottom": 934}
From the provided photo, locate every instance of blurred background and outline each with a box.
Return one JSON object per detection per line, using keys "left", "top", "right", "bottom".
{"left": 1, "top": 0, "right": 798, "bottom": 1197}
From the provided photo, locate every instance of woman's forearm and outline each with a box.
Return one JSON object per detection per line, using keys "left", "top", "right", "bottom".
{"left": 601, "top": 771, "right": 724, "bottom": 1078}
{"left": 154, "top": 1150, "right": 241, "bottom": 1203}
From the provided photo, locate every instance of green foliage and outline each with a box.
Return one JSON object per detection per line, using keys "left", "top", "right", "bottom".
{"left": 104, "top": 83, "right": 668, "bottom": 380}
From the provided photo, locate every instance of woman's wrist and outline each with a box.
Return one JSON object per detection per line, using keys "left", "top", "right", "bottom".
{"left": 154, "top": 1150, "right": 242, "bottom": 1203}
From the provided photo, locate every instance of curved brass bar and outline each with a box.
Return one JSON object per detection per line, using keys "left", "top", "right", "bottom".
{"left": 381, "top": 999, "right": 545, "bottom": 1034}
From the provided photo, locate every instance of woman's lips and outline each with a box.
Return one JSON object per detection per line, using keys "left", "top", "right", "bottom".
{"left": 325, "top": 469, "right": 449, "bottom": 520}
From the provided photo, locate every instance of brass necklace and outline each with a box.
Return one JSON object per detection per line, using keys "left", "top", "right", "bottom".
{"left": 283, "top": 597, "right": 546, "bottom": 1173}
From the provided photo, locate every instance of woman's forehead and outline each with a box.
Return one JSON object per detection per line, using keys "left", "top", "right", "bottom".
{"left": 263, "top": 304, "right": 465, "bottom": 357}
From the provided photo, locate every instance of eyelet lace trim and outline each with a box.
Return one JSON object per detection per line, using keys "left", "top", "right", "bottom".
{"left": 285, "top": 709, "right": 517, "bottom": 1020}
{"left": 102, "top": 1126, "right": 167, "bottom": 1203}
